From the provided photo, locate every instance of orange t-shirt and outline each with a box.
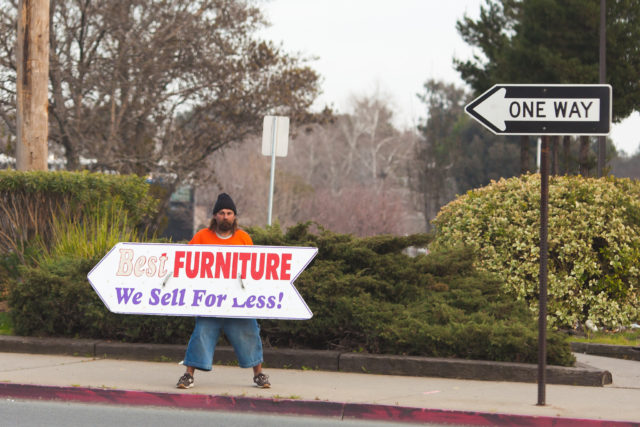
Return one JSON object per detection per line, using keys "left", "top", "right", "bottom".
{"left": 189, "top": 228, "right": 253, "bottom": 246}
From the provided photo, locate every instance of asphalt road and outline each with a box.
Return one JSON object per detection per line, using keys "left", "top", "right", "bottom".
{"left": 1, "top": 398, "right": 454, "bottom": 427}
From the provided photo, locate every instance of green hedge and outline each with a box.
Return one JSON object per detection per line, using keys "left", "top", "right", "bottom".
{"left": 0, "top": 171, "right": 158, "bottom": 300}
{"left": 0, "top": 170, "right": 157, "bottom": 261}
{"left": 9, "top": 255, "right": 193, "bottom": 342}
{"left": 249, "top": 223, "right": 574, "bottom": 365}
{"left": 432, "top": 174, "right": 640, "bottom": 329}
{"left": 2, "top": 171, "right": 189, "bottom": 341}
{"left": 7, "top": 210, "right": 575, "bottom": 365}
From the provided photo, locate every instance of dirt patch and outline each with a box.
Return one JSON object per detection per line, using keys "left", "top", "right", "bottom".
{"left": 0, "top": 300, "right": 8, "bottom": 312}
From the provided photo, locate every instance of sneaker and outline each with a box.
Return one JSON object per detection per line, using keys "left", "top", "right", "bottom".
{"left": 253, "top": 372, "right": 271, "bottom": 388}
{"left": 176, "top": 372, "right": 194, "bottom": 389}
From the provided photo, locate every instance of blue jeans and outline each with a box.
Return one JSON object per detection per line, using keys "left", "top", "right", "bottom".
{"left": 183, "top": 317, "right": 263, "bottom": 371}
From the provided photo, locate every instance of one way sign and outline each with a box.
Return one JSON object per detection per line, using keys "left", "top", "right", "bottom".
{"left": 465, "top": 84, "right": 612, "bottom": 135}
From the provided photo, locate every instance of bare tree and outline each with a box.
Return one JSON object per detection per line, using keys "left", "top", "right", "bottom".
{"left": 339, "top": 95, "right": 411, "bottom": 184}
{"left": 297, "top": 184, "right": 411, "bottom": 236}
{"left": 296, "top": 94, "right": 416, "bottom": 193}
{"left": 1, "top": 0, "right": 319, "bottom": 184}
{"left": 201, "top": 93, "right": 422, "bottom": 236}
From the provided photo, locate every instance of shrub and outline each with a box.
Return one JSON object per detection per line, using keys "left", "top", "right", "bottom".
{"left": 8, "top": 192, "right": 190, "bottom": 342}
{"left": 0, "top": 170, "right": 157, "bottom": 299}
{"left": 0, "top": 170, "right": 157, "bottom": 263}
{"left": 432, "top": 174, "right": 640, "bottom": 329}
{"left": 10, "top": 255, "right": 193, "bottom": 342}
{"left": 9, "top": 218, "right": 575, "bottom": 365}
{"left": 250, "top": 223, "right": 574, "bottom": 366}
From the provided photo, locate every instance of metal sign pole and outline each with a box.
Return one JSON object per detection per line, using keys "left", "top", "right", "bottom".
{"left": 597, "top": 0, "right": 607, "bottom": 177}
{"left": 262, "top": 115, "right": 289, "bottom": 227}
{"left": 537, "top": 135, "right": 550, "bottom": 406}
{"left": 465, "top": 84, "right": 611, "bottom": 408}
{"left": 267, "top": 116, "right": 277, "bottom": 226}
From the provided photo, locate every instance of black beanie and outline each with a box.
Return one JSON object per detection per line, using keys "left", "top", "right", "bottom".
{"left": 212, "top": 193, "right": 237, "bottom": 215}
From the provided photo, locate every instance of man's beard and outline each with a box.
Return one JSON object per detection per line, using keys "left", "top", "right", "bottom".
{"left": 217, "top": 219, "right": 233, "bottom": 232}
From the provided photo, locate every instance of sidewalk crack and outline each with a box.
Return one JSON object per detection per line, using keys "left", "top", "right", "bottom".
{"left": 0, "top": 357, "right": 103, "bottom": 373}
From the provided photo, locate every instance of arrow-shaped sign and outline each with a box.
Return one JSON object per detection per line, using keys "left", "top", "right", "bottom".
{"left": 465, "top": 84, "right": 612, "bottom": 135}
{"left": 87, "top": 243, "right": 317, "bottom": 320}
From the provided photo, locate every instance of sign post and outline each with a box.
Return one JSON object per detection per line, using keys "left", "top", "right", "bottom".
{"left": 88, "top": 242, "right": 317, "bottom": 320}
{"left": 537, "top": 135, "right": 550, "bottom": 405}
{"left": 262, "top": 116, "right": 290, "bottom": 226}
{"left": 465, "top": 84, "right": 612, "bottom": 406}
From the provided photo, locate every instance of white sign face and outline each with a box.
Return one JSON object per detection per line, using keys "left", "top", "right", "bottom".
{"left": 465, "top": 84, "right": 612, "bottom": 135}
{"left": 261, "top": 115, "right": 289, "bottom": 157}
{"left": 475, "top": 90, "right": 600, "bottom": 129}
{"left": 87, "top": 243, "right": 317, "bottom": 320}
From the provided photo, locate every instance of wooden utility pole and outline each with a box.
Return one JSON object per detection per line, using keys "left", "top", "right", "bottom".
{"left": 16, "top": 0, "right": 50, "bottom": 171}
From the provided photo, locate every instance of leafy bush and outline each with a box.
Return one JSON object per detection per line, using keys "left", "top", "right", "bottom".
{"left": 0, "top": 171, "right": 157, "bottom": 299}
{"left": 250, "top": 223, "right": 574, "bottom": 366}
{"left": 432, "top": 174, "right": 640, "bottom": 329}
{"left": 8, "top": 193, "right": 190, "bottom": 342}
{"left": 0, "top": 170, "right": 157, "bottom": 263}
{"left": 10, "top": 255, "right": 193, "bottom": 342}
{"left": 36, "top": 204, "right": 140, "bottom": 265}
{"left": 9, "top": 218, "right": 575, "bottom": 365}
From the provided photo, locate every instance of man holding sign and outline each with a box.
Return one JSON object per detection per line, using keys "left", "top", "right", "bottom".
{"left": 176, "top": 193, "right": 271, "bottom": 389}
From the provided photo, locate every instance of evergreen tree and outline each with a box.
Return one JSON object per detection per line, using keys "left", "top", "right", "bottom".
{"left": 414, "top": 80, "right": 520, "bottom": 230}
{"left": 455, "top": 0, "right": 640, "bottom": 172}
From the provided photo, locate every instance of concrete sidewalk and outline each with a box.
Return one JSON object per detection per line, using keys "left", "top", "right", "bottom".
{"left": 0, "top": 335, "right": 615, "bottom": 386}
{"left": 0, "top": 349, "right": 639, "bottom": 425}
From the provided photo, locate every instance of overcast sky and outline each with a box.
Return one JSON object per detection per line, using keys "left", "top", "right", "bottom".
{"left": 261, "top": 0, "right": 640, "bottom": 155}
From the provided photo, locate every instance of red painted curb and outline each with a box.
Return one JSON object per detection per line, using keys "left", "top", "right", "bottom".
{"left": 0, "top": 383, "right": 343, "bottom": 417}
{"left": 342, "top": 402, "right": 639, "bottom": 426}
{"left": 0, "top": 383, "right": 638, "bottom": 427}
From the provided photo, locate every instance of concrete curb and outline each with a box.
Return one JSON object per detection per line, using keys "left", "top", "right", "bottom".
{"left": 0, "top": 382, "right": 637, "bottom": 426}
{"left": 338, "top": 353, "right": 612, "bottom": 387}
{"left": 0, "top": 335, "right": 612, "bottom": 387}
{"left": 571, "top": 342, "right": 640, "bottom": 361}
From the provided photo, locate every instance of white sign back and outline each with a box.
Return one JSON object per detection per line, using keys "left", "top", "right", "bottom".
{"left": 87, "top": 243, "right": 317, "bottom": 319}
{"left": 261, "top": 116, "right": 289, "bottom": 157}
